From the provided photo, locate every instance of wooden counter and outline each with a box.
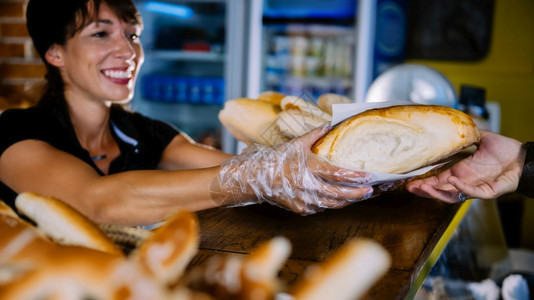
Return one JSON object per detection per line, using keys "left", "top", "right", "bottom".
{"left": 188, "top": 191, "right": 470, "bottom": 299}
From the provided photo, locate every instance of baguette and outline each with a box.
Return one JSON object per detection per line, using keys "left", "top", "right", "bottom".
{"left": 317, "top": 93, "right": 352, "bottom": 115}
{"left": 257, "top": 91, "right": 286, "bottom": 107}
{"left": 186, "top": 236, "right": 291, "bottom": 300}
{"left": 280, "top": 96, "right": 331, "bottom": 121}
{"left": 0, "top": 201, "right": 56, "bottom": 285}
{"left": 131, "top": 210, "right": 199, "bottom": 286}
{"left": 312, "top": 105, "right": 480, "bottom": 174}
{"left": 218, "top": 98, "right": 289, "bottom": 146}
{"left": 290, "top": 239, "right": 391, "bottom": 300}
{"left": 14, "top": 192, "right": 123, "bottom": 255}
{"left": 276, "top": 109, "right": 329, "bottom": 139}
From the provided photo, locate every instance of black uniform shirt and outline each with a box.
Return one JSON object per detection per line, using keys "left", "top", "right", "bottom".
{"left": 0, "top": 97, "right": 179, "bottom": 209}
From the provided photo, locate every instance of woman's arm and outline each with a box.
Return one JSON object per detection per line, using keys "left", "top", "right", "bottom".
{"left": 157, "top": 134, "right": 233, "bottom": 170}
{"left": 0, "top": 140, "right": 222, "bottom": 226}
{"left": 0, "top": 127, "right": 374, "bottom": 225}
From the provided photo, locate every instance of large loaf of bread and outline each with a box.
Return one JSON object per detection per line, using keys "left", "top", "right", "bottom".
{"left": 312, "top": 105, "right": 480, "bottom": 174}
{"left": 218, "top": 92, "right": 347, "bottom": 147}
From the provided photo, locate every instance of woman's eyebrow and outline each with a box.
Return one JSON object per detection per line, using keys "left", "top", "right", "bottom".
{"left": 91, "top": 19, "right": 114, "bottom": 27}
{"left": 91, "top": 18, "right": 139, "bottom": 27}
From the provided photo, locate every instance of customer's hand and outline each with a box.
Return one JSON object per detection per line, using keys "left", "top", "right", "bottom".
{"left": 213, "top": 124, "right": 374, "bottom": 215}
{"left": 406, "top": 131, "right": 526, "bottom": 203}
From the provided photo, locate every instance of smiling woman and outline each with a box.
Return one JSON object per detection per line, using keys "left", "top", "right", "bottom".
{"left": 0, "top": 0, "right": 373, "bottom": 226}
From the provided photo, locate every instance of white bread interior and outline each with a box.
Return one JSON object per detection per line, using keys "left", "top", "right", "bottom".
{"left": 312, "top": 105, "right": 480, "bottom": 174}
{"left": 290, "top": 239, "right": 391, "bottom": 300}
{"left": 14, "top": 192, "right": 123, "bottom": 255}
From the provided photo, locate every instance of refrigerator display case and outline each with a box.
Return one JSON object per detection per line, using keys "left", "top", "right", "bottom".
{"left": 250, "top": 0, "right": 358, "bottom": 101}
{"left": 244, "top": 0, "right": 408, "bottom": 103}
{"left": 131, "top": 0, "right": 246, "bottom": 154}
{"left": 131, "top": 0, "right": 407, "bottom": 154}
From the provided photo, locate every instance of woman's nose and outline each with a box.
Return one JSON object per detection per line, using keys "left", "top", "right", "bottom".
{"left": 113, "top": 34, "right": 136, "bottom": 60}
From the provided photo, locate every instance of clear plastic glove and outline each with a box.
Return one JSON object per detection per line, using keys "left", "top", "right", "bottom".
{"left": 211, "top": 125, "right": 374, "bottom": 215}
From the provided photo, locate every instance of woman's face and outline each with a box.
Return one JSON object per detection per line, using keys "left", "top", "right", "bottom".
{"left": 53, "top": 2, "right": 144, "bottom": 104}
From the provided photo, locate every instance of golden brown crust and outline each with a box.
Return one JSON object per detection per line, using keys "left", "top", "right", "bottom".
{"left": 15, "top": 192, "right": 123, "bottom": 255}
{"left": 317, "top": 93, "right": 352, "bottom": 115}
{"left": 312, "top": 105, "right": 480, "bottom": 174}
{"left": 0, "top": 246, "right": 166, "bottom": 300}
{"left": 0, "top": 201, "right": 57, "bottom": 284}
{"left": 257, "top": 91, "right": 286, "bottom": 107}
{"left": 290, "top": 239, "right": 391, "bottom": 300}
{"left": 239, "top": 237, "right": 291, "bottom": 300}
{"left": 280, "top": 96, "right": 331, "bottom": 121}
{"left": 132, "top": 210, "right": 199, "bottom": 285}
{"left": 218, "top": 98, "right": 288, "bottom": 146}
{"left": 185, "top": 237, "right": 290, "bottom": 300}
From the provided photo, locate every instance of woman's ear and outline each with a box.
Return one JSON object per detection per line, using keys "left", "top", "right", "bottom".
{"left": 44, "top": 44, "right": 64, "bottom": 67}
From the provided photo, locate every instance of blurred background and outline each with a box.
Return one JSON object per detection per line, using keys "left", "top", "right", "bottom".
{"left": 0, "top": 0, "right": 533, "bottom": 279}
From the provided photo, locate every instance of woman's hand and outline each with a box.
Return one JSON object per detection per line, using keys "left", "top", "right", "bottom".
{"left": 213, "top": 124, "right": 374, "bottom": 215}
{"left": 406, "top": 131, "right": 526, "bottom": 203}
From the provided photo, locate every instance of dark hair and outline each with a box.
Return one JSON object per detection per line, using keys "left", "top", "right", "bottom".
{"left": 26, "top": 0, "right": 142, "bottom": 105}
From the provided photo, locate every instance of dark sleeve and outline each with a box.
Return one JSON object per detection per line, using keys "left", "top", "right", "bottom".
{"left": 517, "top": 142, "right": 534, "bottom": 198}
{"left": 131, "top": 112, "right": 180, "bottom": 150}
{"left": 111, "top": 108, "right": 180, "bottom": 170}
{"left": 0, "top": 109, "right": 43, "bottom": 157}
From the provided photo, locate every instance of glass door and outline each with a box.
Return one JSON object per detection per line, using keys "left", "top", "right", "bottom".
{"left": 132, "top": 0, "right": 245, "bottom": 154}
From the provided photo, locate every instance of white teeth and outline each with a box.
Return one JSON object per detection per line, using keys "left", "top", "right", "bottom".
{"left": 103, "top": 70, "right": 132, "bottom": 79}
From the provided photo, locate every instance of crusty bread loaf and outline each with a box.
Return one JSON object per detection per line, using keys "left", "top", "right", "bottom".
{"left": 276, "top": 109, "right": 329, "bottom": 139}
{"left": 14, "top": 192, "right": 123, "bottom": 255}
{"left": 186, "top": 236, "right": 291, "bottom": 300}
{"left": 257, "top": 91, "right": 286, "bottom": 107}
{"left": 312, "top": 105, "right": 480, "bottom": 174}
{"left": 317, "top": 93, "right": 352, "bottom": 115}
{"left": 0, "top": 201, "right": 57, "bottom": 285}
{"left": 290, "top": 239, "right": 391, "bottom": 300}
{"left": 131, "top": 210, "right": 199, "bottom": 285}
{"left": 280, "top": 96, "right": 331, "bottom": 121}
{"left": 218, "top": 98, "right": 289, "bottom": 146}
{"left": 240, "top": 236, "right": 291, "bottom": 300}
{"left": 0, "top": 199, "right": 208, "bottom": 299}
{"left": 0, "top": 245, "right": 175, "bottom": 300}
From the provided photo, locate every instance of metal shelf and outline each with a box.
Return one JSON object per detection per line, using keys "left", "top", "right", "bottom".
{"left": 148, "top": 50, "right": 225, "bottom": 62}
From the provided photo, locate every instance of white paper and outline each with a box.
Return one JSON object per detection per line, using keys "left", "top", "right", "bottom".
{"left": 329, "top": 101, "right": 443, "bottom": 185}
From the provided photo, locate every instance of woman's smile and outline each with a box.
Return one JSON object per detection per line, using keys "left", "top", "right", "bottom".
{"left": 101, "top": 66, "right": 134, "bottom": 85}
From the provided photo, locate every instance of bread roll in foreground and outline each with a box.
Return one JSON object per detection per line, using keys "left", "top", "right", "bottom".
{"left": 290, "top": 239, "right": 391, "bottom": 300}
{"left": 132, "top": 210, "right": 199, "bottom": 286}
{"left": 15, "top": 192, "right": 123, "bottom": 256}
{"left": 312, "top": 105, "right": 480, "bottom": 174}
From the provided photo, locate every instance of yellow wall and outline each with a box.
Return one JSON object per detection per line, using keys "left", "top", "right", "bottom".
{"left": 409, "top": 0, "right": 534, "bottom": 248}
{"left": 408, "top": 0, "right": 534, "bottom": 143}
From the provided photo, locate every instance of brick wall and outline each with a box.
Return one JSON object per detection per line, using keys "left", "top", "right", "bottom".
{"left": 0, "top": 0, "right": 44, "bottom": 110}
